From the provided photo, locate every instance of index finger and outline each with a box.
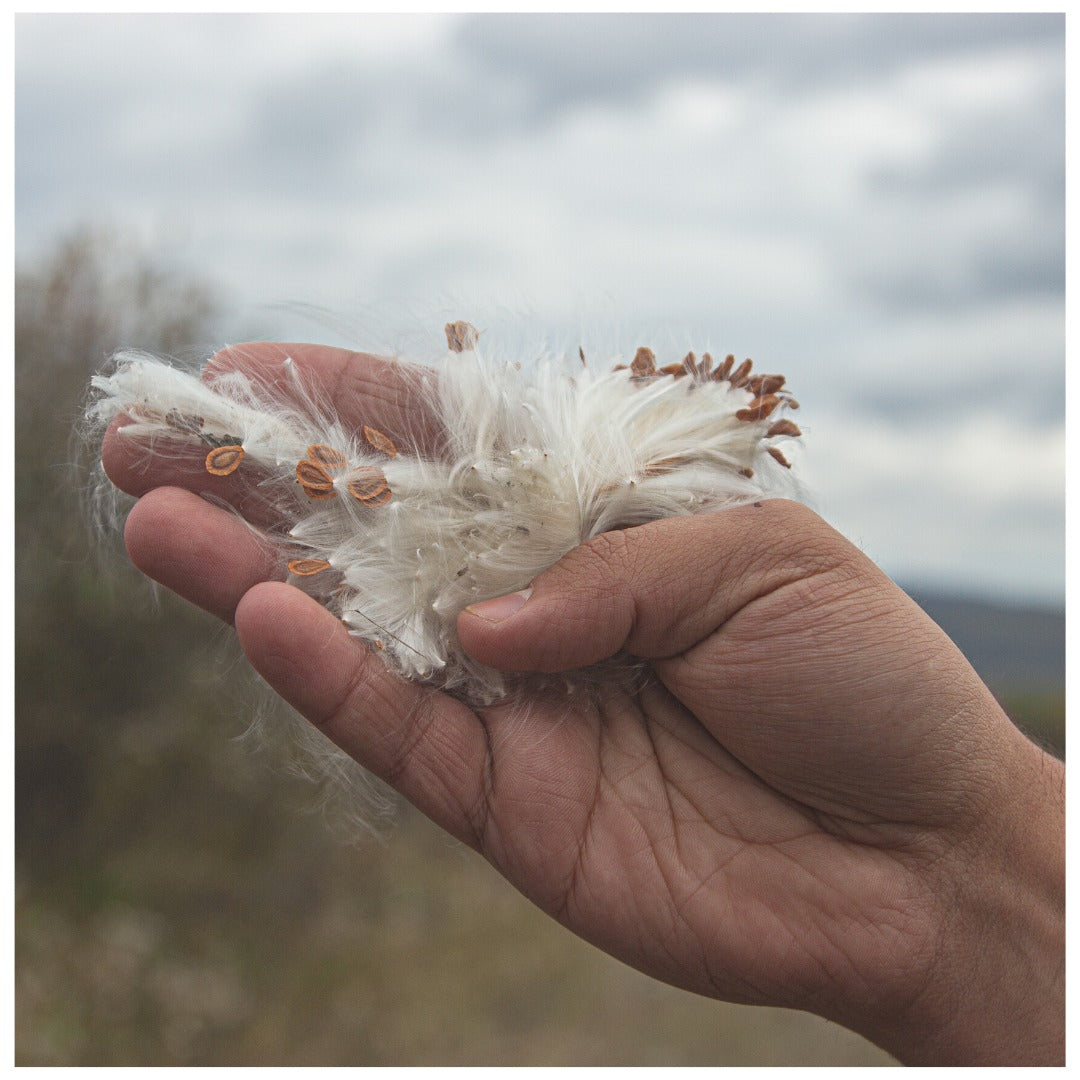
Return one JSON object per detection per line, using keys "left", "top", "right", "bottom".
{"left": 205, "top": 342, "right": 434, "bottom": 452}
{"left": 101, "top": 342, "right": 440, "bottom": 511}
{"left": 235, "top": 580, "right": 493, "bottom": 851}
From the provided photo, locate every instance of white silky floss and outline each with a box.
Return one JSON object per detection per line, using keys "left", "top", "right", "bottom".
{"left": 90, "top": 324, "right": 804, "bottom": 707}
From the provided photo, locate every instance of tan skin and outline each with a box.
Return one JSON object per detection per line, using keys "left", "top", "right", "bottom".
{"left": 102, "top": 344, "right": 1064, "bottom": 1065}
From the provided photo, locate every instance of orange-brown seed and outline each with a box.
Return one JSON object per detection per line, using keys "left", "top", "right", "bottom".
{"left": 729, "top": 359, "right": 754, "bottom": 388}
{"left": 363, "top": 426, "right": 398, "bottom": 458}
{"left": 736, "top": 394, "right": 781, "bottom": 422}
{"left": 767, "top": 418, "right": 802, "bottom": 438}
{"left": 307, "top": 444, "right": 348, "bottom": 470}
{"left": 747, "top": 374, "right": 786, "bottom": 396}
{"left": 296, "top": 459, "right": 335, "bottom": 492}
{"left": 288, "top": 558, "right": 332, "bottom": 576}
{"left": 631, "top": 347, "right": 657, "bottom": 376}
{"left": 768, "top": 447, "right": 792, "bottom": 468}
{"left": 354, "top": 487, "right": 393, "bottom": 508}
{"left": 445, "top": 320, "right": 479, "bottom": 352}
{"left": 205, "top": 445, "right": 245, "bottom": 476}
{"left": 347, "top": 467, "right": 389, "bottom": 503}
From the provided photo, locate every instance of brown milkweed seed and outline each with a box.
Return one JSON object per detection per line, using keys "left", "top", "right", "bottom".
{"left": 736, "top": 394, "right": 781, "bottom": 422}
{"left": 445, "top": 320, "right": 479, "bottom": 352}
{"left": 630, "top": 347, "right": 657, "bottom": 376}
{"left": 205, "top": 445, "right": 245, "bottom": 476}
{"left": 768, "top": 447, "right": 792, "bottom": 468}
{"left": 767, "top": 418, "right": 802, "bottom": 438}
{"left": 307, "top": 444, "right": 348, "bottom": 470}
{"left": 363, "top": 426, "right": 398, "bottom": 457}
{"left": 713, "top": 354, "right": 735, "bottom": 381}
{"left": 288, "top": 558, "right": 332, "bottom": 576}
{"left": 296, "top": 459, "right": 335, "bottom": 494}
{"left": 355, "top": 487, "right": 393, "bottom": 508}
{"left": 347, "top": 467, "right": 389, "bottom": 503}
{"left": 729, "top": 359, "right": 754, "bottom": 388}
{"left": 747, "top": 374, "right": 786, "bottom": 396}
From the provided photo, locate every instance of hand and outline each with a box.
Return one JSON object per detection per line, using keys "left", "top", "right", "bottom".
{"left": 102, "top": 344, "right": 1064, "bottom": 1065}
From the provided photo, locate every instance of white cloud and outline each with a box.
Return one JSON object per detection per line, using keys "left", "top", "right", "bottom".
{"left": 893, "top": 42, "right": 1059, "bottom": 112}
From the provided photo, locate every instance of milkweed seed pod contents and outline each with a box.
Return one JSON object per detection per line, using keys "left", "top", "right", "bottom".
{"left": 89, "top": 322, "right": 804, "bottom": 706}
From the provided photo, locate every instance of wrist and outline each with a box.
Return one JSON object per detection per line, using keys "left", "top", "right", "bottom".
{"left": 876, "top": 722, "right": 1065, "bottom": 1065}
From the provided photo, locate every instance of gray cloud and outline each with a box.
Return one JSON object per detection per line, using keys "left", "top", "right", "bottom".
{"left": 857, "top": 365, "right": 1064, "bottom": 428}
{"left": 452, "top": 13, "right": 1063, "bottom": 122}
{"left": 218, "top": 12, "right": 1065, "bottom": 162}
{"left": 850, "top": 78, "right": 1064, "bottom": 316}
{"left": 13, "top": 13, "right": 1065, "bottom": 602}
{"left": 851, "top": 230, "right": 1064, "bottom": 314}
{"left": 867, "top": 79, "right": 1064, "bottom": 202}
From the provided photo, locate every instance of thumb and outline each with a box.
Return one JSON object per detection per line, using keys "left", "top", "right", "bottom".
{"left": 456, "top": 499, "right": 849, "bottom": 673}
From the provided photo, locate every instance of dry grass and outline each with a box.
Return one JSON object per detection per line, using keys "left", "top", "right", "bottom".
{"left": 16, "top": 791, "right": 895, "bottom": 1067}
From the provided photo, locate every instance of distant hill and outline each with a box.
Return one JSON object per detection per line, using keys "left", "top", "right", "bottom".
{"left": 903, "top": 589, "right": 1065, "bottom": 695}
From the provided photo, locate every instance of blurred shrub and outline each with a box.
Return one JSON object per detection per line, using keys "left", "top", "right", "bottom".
{"left": 15, "top": 227, "right": 225, "bottom": 874}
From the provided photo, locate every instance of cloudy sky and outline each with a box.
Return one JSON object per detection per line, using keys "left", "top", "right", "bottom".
{"left": 16, "top": 13, "right": 1065, "bottom": 605}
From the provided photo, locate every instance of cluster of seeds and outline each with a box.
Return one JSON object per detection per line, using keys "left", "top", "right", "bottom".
{"left": 611, "top": 345, "right": 802, "bottom": 469}
{"left": 186, "top": 326, "right": 801, "bottom": 602}
{"left": 285, "top": 430, "right": 398, "bottom": 575}
{"left": 93, "top": 324, "right": 809, "bottom": 701}
{"left": 191, "top": 419, "right": 402, "bottom": 579}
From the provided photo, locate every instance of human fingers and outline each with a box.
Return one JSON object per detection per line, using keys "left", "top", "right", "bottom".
{"left": 456, "top": 499, "right": 856, "bottom": 672}
{"left": 123, "top": 486, "right": 284, "bottom": 622}
{"left": 205, "top": 342, "right": 435, "bottom": 453}
{"left": 124, "top": 483, "right": 508, "bottom": 853}
{"left": 101, "top": 426, "right": 286, "bottom": 526}
{"left": 234, "top": 581, "right": 492, "bottom": 849}
{"left": 101, "top": 342, "right": 437, "bottom": 505}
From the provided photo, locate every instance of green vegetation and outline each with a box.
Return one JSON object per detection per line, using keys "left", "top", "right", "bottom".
{"left": 997, "top": 690, "right": 1065, "bottom": 760}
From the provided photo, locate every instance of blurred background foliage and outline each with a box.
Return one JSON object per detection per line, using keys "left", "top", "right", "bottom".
{"left": 15, "top": 231, "right": 1059, "bottom": 1065}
